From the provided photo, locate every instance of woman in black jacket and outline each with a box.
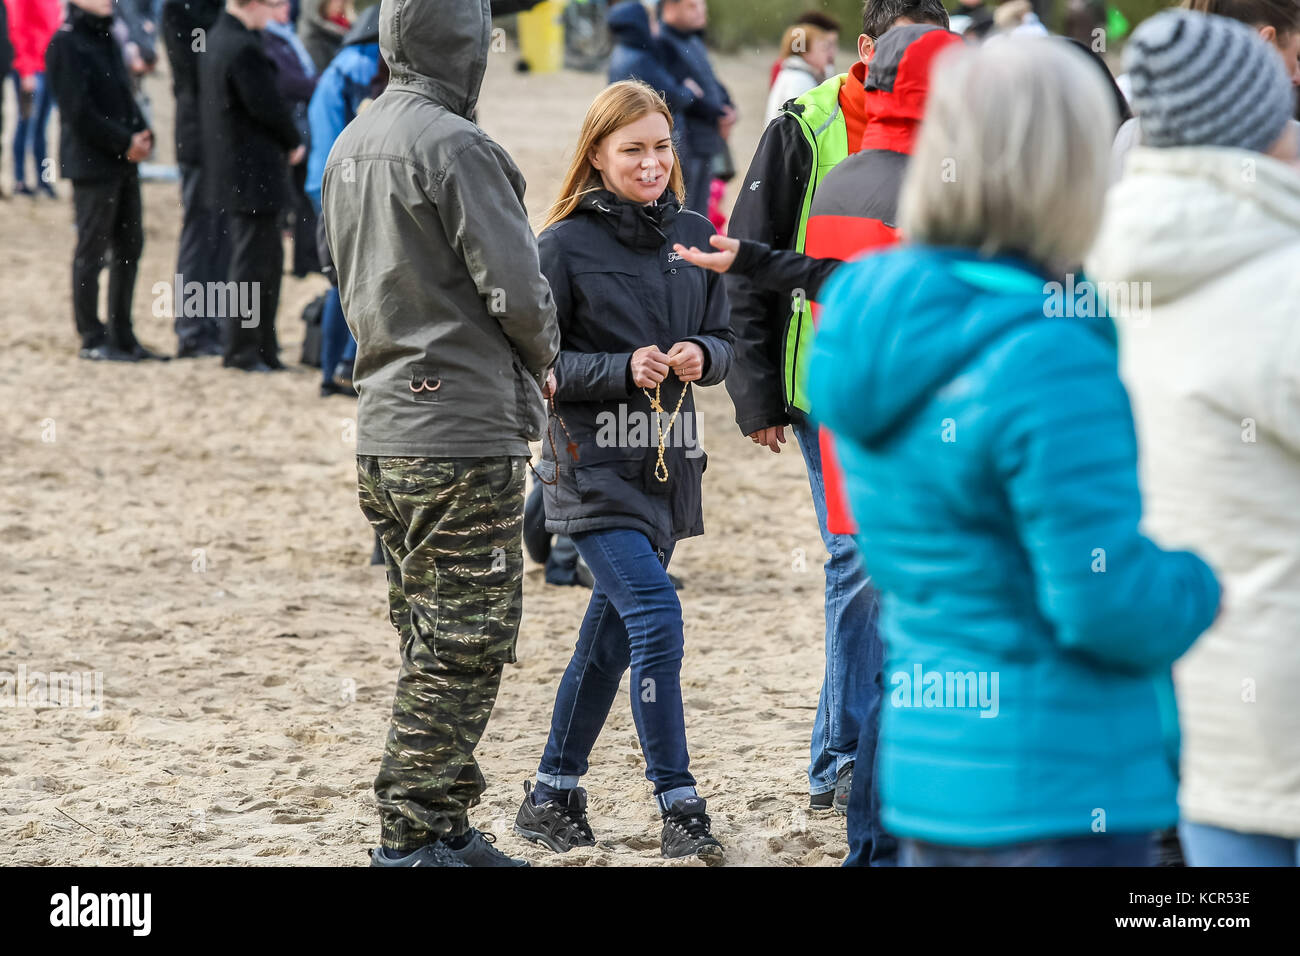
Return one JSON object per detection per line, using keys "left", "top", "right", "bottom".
{"left": 512, "top": 80, "right": 734, "bottom": 865}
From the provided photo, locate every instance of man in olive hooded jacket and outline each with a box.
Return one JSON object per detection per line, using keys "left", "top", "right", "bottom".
{"left": 323, "top": 0, "right": 559, "bottom": 868}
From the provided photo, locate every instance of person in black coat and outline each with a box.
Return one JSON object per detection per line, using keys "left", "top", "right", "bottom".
{"left": 161, "top": 0, "right": 229, "bottom": 357}
{"left": 657, "top": 0, "right": 734, "bottom": 216}
{"left": 46, "top": 0, "right": 163, "bottom": 361}
{"left": 513, "top": 81, "right": 734, "bottom": 864}
{"left": 199, "top": 0, "right": 304, "bottom": 372}
{"left": 264, "top": 0, "right": 320, "bottom": 278}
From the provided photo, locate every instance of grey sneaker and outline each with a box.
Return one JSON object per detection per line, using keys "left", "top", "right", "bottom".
{"left": 448, "top": 828, "right": 529, "bottom": 867}
{"left": 833, "top": 762, "right": 854, "bottom": 816}
{"left": 368, "top": 842, "right": 467, "bottom": 867}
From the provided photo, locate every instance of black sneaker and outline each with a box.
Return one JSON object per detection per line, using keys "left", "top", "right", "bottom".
{"left": 368, "top": 842, "right": 468, "bottom": 867}
{"left": 447, "top": 828, "right": 529, "bottom": 867}
{"left": 809, "top": 789, "right": 834, "bottom": 812}
{"left": 660, "top": 796, "right": 724, "bottom": 865}
{"left": 513, "top": 780, "right": 596, "bottom": 853}
{"left": 833, "top": 763, "right": 853, "bottom": 816}
{"left": 176, "top": 340, "right": 223, "bottom": 359}
{"left": 131, "top": 343, "right": 171, "bottom": 362}
{"left": 321, "top": 380, "right": 358, "bottom": 398}
{"left": 79, "top": 344, "right": 137, "bottom": 362}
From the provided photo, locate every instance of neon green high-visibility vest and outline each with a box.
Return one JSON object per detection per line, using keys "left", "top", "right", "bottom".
{"left": 782, "top": 72, "right": 850, "bottom": 414}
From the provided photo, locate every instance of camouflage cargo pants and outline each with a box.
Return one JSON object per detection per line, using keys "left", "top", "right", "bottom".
{"left": 356, "top": 455, "right": 526, "bottom": 850}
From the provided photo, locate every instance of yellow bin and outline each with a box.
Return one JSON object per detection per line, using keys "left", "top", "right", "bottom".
{"left": 517, "top": 0, "right": 567, "bottom": 74}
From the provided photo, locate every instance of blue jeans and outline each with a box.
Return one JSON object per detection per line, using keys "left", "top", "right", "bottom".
{"left": 791, "top": 421, "right": 878, "bottom": 759}
{"left": 308, "top": 195, "right": 357, "bottom": 383}
{"left": 320, "top": 288, "right": 357, "bottom": 384}
{"left": 901, "top": 833, "right": 1156, "bottom": 866}
{"left": 1180, "top": 821, "right": 1300, "bottom": 866}
{"left": 12, "top": 71, "right": 54, "bottom": 187}
{"left": 537, "top": 528, "right": 696, "bottom": 811}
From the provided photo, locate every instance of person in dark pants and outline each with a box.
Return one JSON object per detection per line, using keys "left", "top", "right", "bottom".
{"left": 657, "top": 0, "right": 734, "bottom": 216}
{"left": 511, "top": 81, "right": 734, "bottom": 865}
{"left": 199, "top": 0, "right": 304, "bottom": 372}
{"left": 324, "top": 0, "right": 559, "bottom": 868}
{"left": 46, "top": 0, "right": 165, "bottom": 362}
{"left": 265, "top": 0, "right": 319, "bottom": 277}
{"left": 161, "top": 0, "right": 228, "bottom": 357}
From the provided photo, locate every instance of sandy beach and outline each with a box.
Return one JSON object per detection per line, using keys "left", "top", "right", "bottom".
{"left": 0, "top": 43, "right": 850, "bottom": 866}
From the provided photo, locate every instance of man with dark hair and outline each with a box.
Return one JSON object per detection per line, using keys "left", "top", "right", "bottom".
{"left": 46, "top": 0, "right": 163, "bottom": 361}
{"left": 722, "top": 0, "right": 948, "bottom": 865}
{"left": 200, "top": 0, "right": 305, "bottom": 372}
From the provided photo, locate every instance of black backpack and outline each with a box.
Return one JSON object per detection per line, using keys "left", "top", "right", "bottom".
{"left": 299, "top": 293, "right": 326, "bottom": 368}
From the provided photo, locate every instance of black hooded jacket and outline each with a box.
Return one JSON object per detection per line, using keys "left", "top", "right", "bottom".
{"left": 45, "top": 6, "right": 150, "bottom": 181}
{"left": 535, "top": 189, "right": 734, "bottom": 551}
{"left": 161, "top": 0, "right": 224, "bottom": 166}
{"left": 199, "top": 10, "right": 301, "bottom": 214}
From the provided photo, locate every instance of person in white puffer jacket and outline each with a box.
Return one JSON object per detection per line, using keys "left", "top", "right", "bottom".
{"left": 1087, "top": 9, "right": 1300, "bottom": 866}
{"left": 763, "top": 16, "right": 840, "bottom": 125}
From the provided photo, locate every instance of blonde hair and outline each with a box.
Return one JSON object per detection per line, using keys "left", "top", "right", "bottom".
{"left": 898, "top": 38, "right": 1117, "bottom": 272}
{"left": 543, "top": 80, "right": 686, "bottom": 230}
{"left": 780, "top": 22, "right": 835, "bottom": 60}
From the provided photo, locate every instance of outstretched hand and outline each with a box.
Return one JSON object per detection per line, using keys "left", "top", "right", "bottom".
{"left": 672, "top": 235, "right": 740, "bottom": 274}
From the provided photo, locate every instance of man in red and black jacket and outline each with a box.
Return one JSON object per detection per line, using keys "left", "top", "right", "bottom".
{"left": 681, "top": 17, "right": 960, "bottom": 868}
{"left": 720, "top": 0, "right": 950, "bottom": 862}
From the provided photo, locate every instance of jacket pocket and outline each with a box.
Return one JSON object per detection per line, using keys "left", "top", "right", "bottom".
{"left": 408, "top": 364, "right": 442, "bottom": 404}
{"left": 572, "top": 448, "right": 648, "bottom": 516}
{"left": 537, "top": 454, "right": 580, "bottom": 526}
{"left": 668, "top": 449, "right": 708, "bottom": 536}
{"left": 570, "top": 266, "right": 643, "bottom": 324}
{"left": 512, "top": 354, "right": 545, "bottom": 442}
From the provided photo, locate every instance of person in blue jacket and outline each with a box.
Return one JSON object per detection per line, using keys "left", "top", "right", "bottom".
{"left": 608, "top": 1, "right": 701, "bottom": 118}
{"left": 806, "top": 38, "right": 1222, "bottom": 866}
{"left": 306, "top": 5, "right": 382, "bottom": 397}
{"left": 655, "top": 0, "right": 734, "bottom": 216}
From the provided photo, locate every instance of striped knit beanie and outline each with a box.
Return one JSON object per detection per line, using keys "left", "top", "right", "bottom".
{"left": 1123, "top": 10, "right": 1295, "bottom": 153}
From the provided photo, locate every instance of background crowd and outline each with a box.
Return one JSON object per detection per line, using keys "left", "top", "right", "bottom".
{"left": 4, "top": 0, "right": 1298, "bottom": 867}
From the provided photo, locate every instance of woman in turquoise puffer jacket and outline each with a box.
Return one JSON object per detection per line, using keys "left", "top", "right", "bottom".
{"left": 807, "top": 38, "right": 1221, "bottom": 866}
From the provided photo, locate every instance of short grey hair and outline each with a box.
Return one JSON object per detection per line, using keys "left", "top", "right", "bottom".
{"left": 898, "top": 38, "right": 1118, "bottom": 271}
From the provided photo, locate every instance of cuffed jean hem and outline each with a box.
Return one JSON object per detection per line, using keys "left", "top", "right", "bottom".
{"left": 656, "top": 785, "right": 699, "bottom": 812}
{"left": 536, "top": 771, "right": 581, "bottom": 791}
